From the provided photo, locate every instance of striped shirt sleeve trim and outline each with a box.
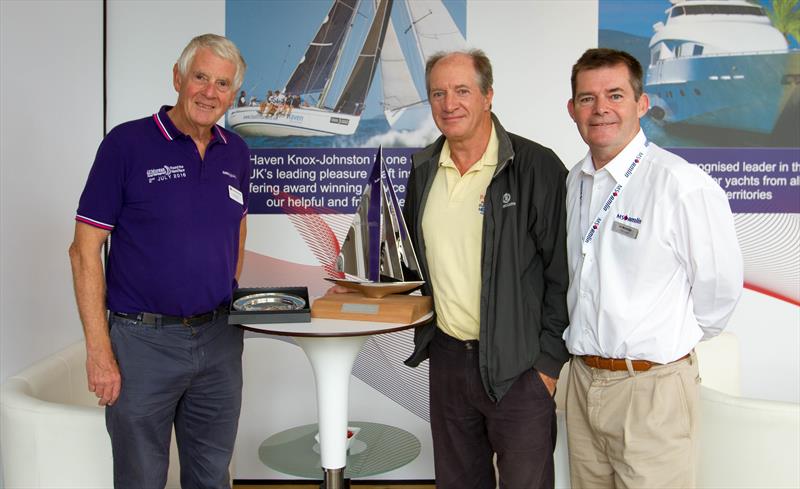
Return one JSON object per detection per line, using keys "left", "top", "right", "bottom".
{"left": 75, "top": 215, "right": 114, "bottom": 230}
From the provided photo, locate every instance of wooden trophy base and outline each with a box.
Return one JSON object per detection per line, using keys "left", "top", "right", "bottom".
{"left": 311, "top": 292, "right": 432, "bottom": 324}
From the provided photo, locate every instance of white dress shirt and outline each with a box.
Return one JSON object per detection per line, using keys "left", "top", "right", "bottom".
{"left": 563, "top": 130, "right": 743, "bottom": 363}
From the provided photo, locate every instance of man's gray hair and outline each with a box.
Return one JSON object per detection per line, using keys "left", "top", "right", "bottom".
{"left": 425, "top": 49, "right": 493, "bottom": 96}
{"left": 176, "top": 34, "right": 247, "bottom": 91}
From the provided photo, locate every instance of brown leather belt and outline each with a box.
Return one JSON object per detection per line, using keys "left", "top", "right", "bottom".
{"left": 581, "top": 353, "right": 690, "bottom": 372}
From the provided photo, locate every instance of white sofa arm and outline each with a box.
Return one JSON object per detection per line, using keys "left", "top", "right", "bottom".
{"left": 698, "top": 385, "right": 800, "bottom": 488}
{"left": 1, "top": 341, "right": 181, "bottom": 489}
{"left": 2, "top": 378, "right": 114, "bottom": 488}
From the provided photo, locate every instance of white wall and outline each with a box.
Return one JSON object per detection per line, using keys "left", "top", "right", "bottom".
{"left": 0, "top": 0, "right": 104, "bottom": 484}
{"left": 106, "top": 0, "right": 226, "bottom": 128}
{"left": 470, "top": 0, "right": 598, "bottom": 165}
{"left": 0, "top": 0, "right": 103, "bottom": 385}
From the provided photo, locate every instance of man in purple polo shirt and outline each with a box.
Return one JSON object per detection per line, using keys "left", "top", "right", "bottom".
{"left": 68, "top": 34, "right": 250, "bottom": 489}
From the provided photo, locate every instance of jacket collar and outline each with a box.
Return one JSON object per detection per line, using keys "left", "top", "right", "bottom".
{"left": 493, "top": 113, "right": 515, "bottom": 171}
{"left": 416, "top": 112, "right": 515, "bottom": 175}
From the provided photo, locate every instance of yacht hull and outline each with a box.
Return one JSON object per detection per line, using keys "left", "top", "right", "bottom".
{"left": 227, "top": 107, "right": 361, "bottom": 137}
{"left": 645, "top": 51, "right": 800, "bottom": 134}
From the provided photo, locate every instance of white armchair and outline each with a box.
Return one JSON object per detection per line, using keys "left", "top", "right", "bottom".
{"left": 1, "top": 341, "right": 181, "bottom": 489}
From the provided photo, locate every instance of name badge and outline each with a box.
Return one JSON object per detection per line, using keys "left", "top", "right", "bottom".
{"left": 612, "top": 220, "right": 639, "bottom": 239}
{"left": 228, "top": 185, "right": 243, "bottom": 205}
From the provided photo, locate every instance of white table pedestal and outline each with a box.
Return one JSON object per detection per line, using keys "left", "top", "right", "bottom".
{"left": 294, "top": 335, "right": 368, "bottom": 489}
{"left": 240, "top": 312, "right": 432, "bottom": 489}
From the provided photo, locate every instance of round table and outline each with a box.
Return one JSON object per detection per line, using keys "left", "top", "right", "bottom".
{"left": 240, "top": 312, "right": 432, "bottom": 489}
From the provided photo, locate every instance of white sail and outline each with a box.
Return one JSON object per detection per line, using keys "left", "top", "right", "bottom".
{"left": 405, "top": 0, "right": 466, "bottom": 62}
{"left": 380, "top": 18, "right": 420, "bottom": 125}
{"left": 381, "top": 0, "right": 466, "bottom": 127}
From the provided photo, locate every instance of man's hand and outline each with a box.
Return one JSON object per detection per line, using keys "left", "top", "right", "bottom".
{"left": 326, "top": 284, "right": 355, "bottom": 295}
{"left": 86, "top": 346, "right": 121, "bottom": 406}
{"left": 537, "top": 370, "right": 557, "bottom": 397}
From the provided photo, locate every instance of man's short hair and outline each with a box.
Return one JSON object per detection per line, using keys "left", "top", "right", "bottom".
{"left": 570, "top": 48, "right": 644, "bottom": 100}
{"left": 425, "top": 49, "right": 493, "bottom": 96}
{"left": 176, "top": 34, "right": 247, "bottom": 92}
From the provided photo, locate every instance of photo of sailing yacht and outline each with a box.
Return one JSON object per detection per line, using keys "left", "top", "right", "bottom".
{"left": 226, "top": 0, "right": 466, "bottom": 148}
{"left": 600, "top": 0, "right": 800, "bottom": 147}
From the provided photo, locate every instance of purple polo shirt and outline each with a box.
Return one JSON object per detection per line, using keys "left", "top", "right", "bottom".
{"left": 76, "top": 106, "right": 250, "bottom": 316}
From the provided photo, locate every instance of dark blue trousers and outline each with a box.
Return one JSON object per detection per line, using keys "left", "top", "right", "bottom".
{"left": 107, "top": 312, "right": 243, "bottom": 489}
{"left": 429, "top": 330, "right": 556, "bottom": 489}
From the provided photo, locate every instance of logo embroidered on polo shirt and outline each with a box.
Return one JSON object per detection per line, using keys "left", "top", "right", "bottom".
{"left": 502, "top": 192, "right": 516, "bottom": 209}
{"left": 146, "top": 165, "right": 187, "bottom": 183}
{"left": 478, "top": 194, "right": 486, "bottom": 215}
{"left": 222, "top": 170, "right": 237, "bottom": 180}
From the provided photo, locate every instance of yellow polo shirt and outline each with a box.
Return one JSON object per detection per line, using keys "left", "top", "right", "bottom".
{"left": 422, "top": 126, "right": 498, "bottom": 340}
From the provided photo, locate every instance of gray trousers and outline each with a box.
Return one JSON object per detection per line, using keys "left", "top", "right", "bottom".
{"left": 106, "top": 312, "right": 243, "bottom": 489}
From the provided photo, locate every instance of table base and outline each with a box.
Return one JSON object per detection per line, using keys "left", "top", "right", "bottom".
{"left": 258, "top": 421, "right": 421, "bottom": 479}
{"left": 323, "top": 467, "right": 346, "bottom": 489}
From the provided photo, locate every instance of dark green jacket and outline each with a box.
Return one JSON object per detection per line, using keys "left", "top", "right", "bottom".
{"left": 403, "top": 115, "right": 570, "bottom": 402}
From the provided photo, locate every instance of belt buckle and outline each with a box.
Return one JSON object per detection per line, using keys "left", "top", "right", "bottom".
{"left": 140, "top": 312, "right": 160, "bottom": 326}
{"left": 582, "top": 355, "right": 600, "bottom": 369}
{"left": 182, "top": 311, "right": 214, "bottom": 327}
{"left": 182, "top": 315, "right": 204, "bottom": 327}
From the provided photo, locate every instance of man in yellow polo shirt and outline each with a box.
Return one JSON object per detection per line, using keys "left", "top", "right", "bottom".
{"left": 403, "top": 49, "right": 570, "bottom": 489}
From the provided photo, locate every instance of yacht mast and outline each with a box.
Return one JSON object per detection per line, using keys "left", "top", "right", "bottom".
{"left": 320, "top": 0, "right": 361, "bottom": 107}
{"left": 334, "top": 0, "right": 394, "bottom": 114}
{"left": 282, "top": 0, "right": 359, "bottom": 108}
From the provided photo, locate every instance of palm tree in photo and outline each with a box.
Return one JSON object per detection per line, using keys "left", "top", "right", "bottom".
{"left": 767, "top": 0, "right": 800, "bottom": 44}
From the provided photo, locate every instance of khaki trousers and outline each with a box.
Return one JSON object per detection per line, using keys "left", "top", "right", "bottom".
{"left": 565, "top": 352, "right": 699, "bottom": 489}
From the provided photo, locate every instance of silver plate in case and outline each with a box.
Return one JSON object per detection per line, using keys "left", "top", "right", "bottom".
{"left": 232, "top": 292, "right": 307, "bottom": 312}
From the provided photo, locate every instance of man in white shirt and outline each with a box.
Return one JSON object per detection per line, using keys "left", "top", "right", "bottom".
{"left": 563, "top": 48, "right": 743, "bottom": 488}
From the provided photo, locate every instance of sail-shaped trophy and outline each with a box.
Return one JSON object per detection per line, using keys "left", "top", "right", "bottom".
{"left": 313, "top": 147, "right": 431, "bottom": 322}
